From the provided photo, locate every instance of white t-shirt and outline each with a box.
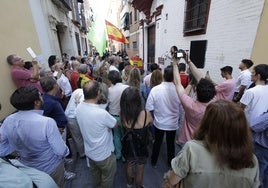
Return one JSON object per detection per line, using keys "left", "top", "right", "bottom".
{"left": 108, "top": 83, "right": 129, "bottom": 115}
{"left": 235, "top": 69, "right": 252, "bottom": 92}
{"left": 53, "top": 71, "right": 72, "bottom": 96}
{"left": 146, "top": 82, "right": 181, "bottom": 130}
{"left": 65, "top": 89, "right": 84, "bottom": 118}
{"left": 240, "top": 85, "right": 268, "bottom": 122}
{"left": 76, "top": 102, "right": 117, "bottom": 161}
{"left": 143, "top": 73, "right": 152, "bottom": 87}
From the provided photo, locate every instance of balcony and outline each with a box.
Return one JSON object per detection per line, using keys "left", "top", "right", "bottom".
{"left": 51, "top": 0, "right": 72, "bottom": 12}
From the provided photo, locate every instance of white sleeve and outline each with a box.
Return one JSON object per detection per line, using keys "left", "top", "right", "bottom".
{"left": 145, "top": 92, "right": 154, "bottom": 111}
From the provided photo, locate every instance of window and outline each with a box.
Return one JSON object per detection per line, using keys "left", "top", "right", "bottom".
{"left": 121, "top": 12, "right": 129, "bottom": 30}
{"left": 134, "top": 9, "right": 137, "bottom": 21}
{"left": 184, "top": 0, "right": 211, "bottom": 36}
{"left": 189, "top": 40, "right": 207, "bottom": 68}
{"left": 133, "top": 41, "right": 137, "bottom": 49}
{"left": 129, "top": 12, "right": 133, "bottom": 25}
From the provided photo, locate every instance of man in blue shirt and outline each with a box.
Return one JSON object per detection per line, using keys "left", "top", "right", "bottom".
{"left": 40, "top": 76, "right": 68, "bottom": 133}
{"left": 251, "top": 111, "right": 268, "bottom": 188}
{"left": 0, "top": 86, "right": 69, "bottom": 187}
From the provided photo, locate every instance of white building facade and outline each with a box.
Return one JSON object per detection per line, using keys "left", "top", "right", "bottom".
{"left": 135, "top": 0, "right": 265, "bottom": 83}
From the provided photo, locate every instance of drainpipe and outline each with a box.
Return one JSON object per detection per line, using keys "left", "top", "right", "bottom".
{"left": 142, "top": 19, "right": 145, "bottom": 71}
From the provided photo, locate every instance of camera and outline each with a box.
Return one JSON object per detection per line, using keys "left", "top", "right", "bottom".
{"left": 176, "top": 52, "right": 184, "bottom": 58}
{"left": 173, "top": 49, "right": 186, "bottom": 59}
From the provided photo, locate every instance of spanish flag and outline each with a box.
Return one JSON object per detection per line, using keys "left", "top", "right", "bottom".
{"left": 105, "top": 20, "right": 129, "bottom": 44}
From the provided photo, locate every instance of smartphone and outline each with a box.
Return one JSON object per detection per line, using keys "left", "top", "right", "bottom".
{"left": 26, "top": 47, "right": 37, "bottom": 58}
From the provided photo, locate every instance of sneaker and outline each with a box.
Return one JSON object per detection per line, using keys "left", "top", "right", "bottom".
{"left": 64, "top": 170, "right": 76, "bottom": 180}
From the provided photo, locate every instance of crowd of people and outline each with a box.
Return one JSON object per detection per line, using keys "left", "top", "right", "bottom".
{"left": 0, "top": 46, "right": 268, "bottom": 188}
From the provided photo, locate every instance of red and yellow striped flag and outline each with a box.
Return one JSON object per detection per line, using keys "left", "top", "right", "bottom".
{"left": 105, "top": 20, "right": 129, "bottom": 44}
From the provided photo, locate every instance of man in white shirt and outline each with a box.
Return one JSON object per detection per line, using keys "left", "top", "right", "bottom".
{"left": 233, "top": 59, "right": 254, "bottom": 102}
{"left": 240, "top": 64, "right": 268, "bottom": 122}
{"left": 143, "top": 63, "right": 159, "bottom": 87}
{"left": 76, "top": 81, "right": 117, "bottom": 188}
{"left": 107, "top": 70, "right": 129, "bottom": 161}
{"left": 146, "top": 65, "right": 181, "bottom": 167}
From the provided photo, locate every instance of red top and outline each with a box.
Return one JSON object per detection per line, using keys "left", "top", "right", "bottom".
{"left": 180, "top": 73, "right": 189, "bottom": 88}
{"left": 70, "top": 71, "right": 79, "bottom": 91}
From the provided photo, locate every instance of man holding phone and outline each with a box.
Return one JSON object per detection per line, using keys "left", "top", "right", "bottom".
{"left": 6, "top": 54, "right": 43, "bottom": 93}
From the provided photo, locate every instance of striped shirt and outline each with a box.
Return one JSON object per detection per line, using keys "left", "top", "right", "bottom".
{"left": 250, "top": 111, "right": 268, "bottom": 149}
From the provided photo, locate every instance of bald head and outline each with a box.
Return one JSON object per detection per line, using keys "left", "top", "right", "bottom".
{"left": 83, "top": 80, "right": 100, "bottom": 100}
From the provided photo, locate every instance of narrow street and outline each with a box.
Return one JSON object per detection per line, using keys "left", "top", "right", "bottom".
{"left": 64, "top": 138, "right": 179, "bottom": 188}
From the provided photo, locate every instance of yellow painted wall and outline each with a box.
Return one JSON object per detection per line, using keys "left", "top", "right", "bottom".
{"left": 0, "top": 0, "right": 41, "bottom": 119}
{"left": 251, "top": 1, "right": 268, "bottom": 65}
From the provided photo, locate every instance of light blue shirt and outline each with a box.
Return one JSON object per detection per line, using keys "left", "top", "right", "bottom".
{"left": 0, "top": 110, "right": 69, "bottom": 174}
{"left": 251, "top": 111, "right": 268, "bottom": 149}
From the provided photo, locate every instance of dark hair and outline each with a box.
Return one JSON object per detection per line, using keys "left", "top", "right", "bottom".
{"left": 81, "top": 57, "right": 87, "bottom": 64}
{"left": 163, "top": 65, "right": 173, "bottom": 82}
{"left": 150, "top": 63, "right": 159, "bottom": 72}
{"left": 241, "top": 59, "right": 254, "bottom": 68}
{"left": 196, "top": 78, "right": 216, "bottom": 103}
{"left": 109, "top": 57, "right": 115, "bottom": 65}
{"left": 6, "top": 54, "right": 16, "bottom": 65}
{"left": 253, "top": 64, "right": 268, "bottom": 82}
{"left": 194, "top": 100, "right": 254, "bottom": 170}
{"left": 10, "top": 86, "right": 40, "bottom": 110}
{"left": 220, "top": 66, "right": 233, "bottom": 75}
{"left": 48, "top": 55, "right": 57, "bottom": 68}
{"left": 83, "top": 80, "right": 100, "bottom": 100}
{"left": 70, "top": 56, "right": 76, "bottom": 61}
{"left": 178, "top": 63, "right": 186, "bottom": 72}
{"left": 40, "top": 76, "right": 57, "bottom": 92}
{"left": 120, "top": 87, "right": 142, "bottom": 126}
{"left": 171, "top": 46, "right": 178, "bottom": 52}
{"left": 108, "top": 70, "right": 122, "bottom": 85}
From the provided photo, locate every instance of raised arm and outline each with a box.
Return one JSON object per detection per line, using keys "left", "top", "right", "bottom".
{"left": 173, "top": 58, "right": 185, "bottom": 95}
{"left": 30, "top": 59, "right": 40, "bottom": 80}
{"left": 185, "top": 59, "right": 203, "bottom": 83}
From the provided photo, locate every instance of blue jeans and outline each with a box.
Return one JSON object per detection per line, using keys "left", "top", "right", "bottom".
{"left": 254, "top": 143, "right": 268, "bottom": 188}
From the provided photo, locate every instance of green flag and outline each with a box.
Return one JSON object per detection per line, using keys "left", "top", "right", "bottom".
{"left": 88, "top": 15, "right": 107, "bottom": 55}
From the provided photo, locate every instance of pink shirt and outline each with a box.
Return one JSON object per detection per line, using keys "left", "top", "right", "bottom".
{"left": 11, "top": 67, "right": 43, "bottom": 93}
{"left": 178, "top": 91, "right": 211, "bottom": 144}
{"left": 215, "top": 78, "right": 236, "bottom": 101}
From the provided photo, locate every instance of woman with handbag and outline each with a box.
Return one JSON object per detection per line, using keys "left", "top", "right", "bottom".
{"left": 120, "top": 87, "right": 153, "bottom": 188}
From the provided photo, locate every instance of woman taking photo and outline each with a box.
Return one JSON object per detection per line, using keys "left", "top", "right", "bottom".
{"left": 120, "top": 87, "right": 153, "bottom": 188}
{"left": 163, "top": 100, "right": 260, "bottom": 188}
